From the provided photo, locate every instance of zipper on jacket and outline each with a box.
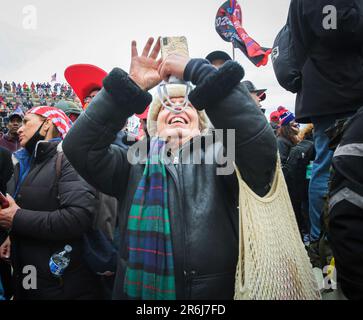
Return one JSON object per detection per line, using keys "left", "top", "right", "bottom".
{"left": 177, "top": 143, "right": 193, "bottom": 299}
{"left": 165, "top": 161, "right": 188, "bottom": 299}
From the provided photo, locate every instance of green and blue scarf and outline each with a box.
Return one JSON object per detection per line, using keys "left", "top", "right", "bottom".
{"left": 124, "top": 138, "right": 176, "bottom": 300}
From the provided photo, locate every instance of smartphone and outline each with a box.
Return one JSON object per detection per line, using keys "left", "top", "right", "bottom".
{"left": 0, "top": 192, "right": 9, "bottom": 209}
{"left": 160, "top": 36, "right": 189, "bottom": 60}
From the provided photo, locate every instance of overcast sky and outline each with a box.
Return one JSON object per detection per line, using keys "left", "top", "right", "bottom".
{"left": 0, "top": 0, "right": 295, "bottom": 116}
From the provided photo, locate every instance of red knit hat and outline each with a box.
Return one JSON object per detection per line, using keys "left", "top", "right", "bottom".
{"left": 270, "top": 111, "right": 281, "bottom": 123}
{"left": 277, "top": 106, "right": 288, "bottom": 114}
{"left": 64, "top": 64, "right": 107, "bottom": 109}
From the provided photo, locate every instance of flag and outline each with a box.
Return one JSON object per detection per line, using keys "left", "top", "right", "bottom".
{"left": 215, "top": 1, "right": 271, "bottom": 67}
{"left": 51, "top": 73, "right": 57, "bottom": 82}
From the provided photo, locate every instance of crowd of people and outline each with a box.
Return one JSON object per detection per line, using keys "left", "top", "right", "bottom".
{"left": 1, "top": 0, "right": 363, "bottom": 301}
{"left": 0, "top": 81, "right": 78, "bottom": 133}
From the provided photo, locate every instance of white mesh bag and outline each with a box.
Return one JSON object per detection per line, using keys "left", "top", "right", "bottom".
{"left": 234, "top": 157, "right": 321, "bottom": 300}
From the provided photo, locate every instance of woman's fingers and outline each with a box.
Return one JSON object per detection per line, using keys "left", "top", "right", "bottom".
{"left": 149, "top": 37, "right": 161, "bottom": 59}
{"left": 131, "top": 40, "right": 138, "bottom": 58}
{"left": 4, "top": 245, "right": 10, "bottom": 259}
{"left": 142, "top": 37, "right": 154, "bottom": 57}
{"left": 158, "top": 55, "right": 189, "bottom": 81}
{"left": 132, "top": 37, "right": 160, "bottom": 60}
{"left": 158, "top": 60, "right": 170, "bottom": 81}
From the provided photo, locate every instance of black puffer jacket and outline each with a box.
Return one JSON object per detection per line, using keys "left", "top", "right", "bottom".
{"left": 7, "top": 141, "right": 101, "bottom": 300}
{"left": 288, "top": 0, "right": 363, "bottom": 123}
{"left": 63, "top": 59, "right": 277, "bottom": 299}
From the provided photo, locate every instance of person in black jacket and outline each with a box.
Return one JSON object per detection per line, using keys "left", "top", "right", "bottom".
{"left": 0, "top": 146, "right": 13, "bottom": 300}
{"left": 277, "top": 110, "right": 301, "bottom": 166}
{"left": 328, "top": 107, "right": 363, "bottom": 299}
{"left": 0, "top": 106, "right": 101, "bottom": 300}
{"left": 62, "top": 37, "right": 277, "bottom": 299}
{"left": 288, "top": 0, "right": 363, "bottom": 245}
{"left": 0, "top": 147, "right": 12, "bottom": 196}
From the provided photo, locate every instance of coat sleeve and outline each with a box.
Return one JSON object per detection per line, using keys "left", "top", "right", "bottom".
{"left": 11, "top": 158, "right": 96, "bottom": 241}
{"left": 184, "top": 59, "right": 277, "bottom": 197}
{"left": 62, "top": 68, "right": 152, "bottom": 199}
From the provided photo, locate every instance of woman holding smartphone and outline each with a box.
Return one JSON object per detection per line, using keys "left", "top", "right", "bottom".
{"left": 62, "top": 38, "right": 277, "bottom": 300}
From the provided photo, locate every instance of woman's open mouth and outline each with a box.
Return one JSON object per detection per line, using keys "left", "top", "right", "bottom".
{"left": 168, "top": 116, "right": 189, "bottom": 126}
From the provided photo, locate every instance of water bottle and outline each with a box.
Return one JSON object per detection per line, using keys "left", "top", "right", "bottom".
{"left": 49, "top": 245, "right": 72, "bottom": 277}
{"left": 306, "top": 161, "right": 313, "bottom": 180}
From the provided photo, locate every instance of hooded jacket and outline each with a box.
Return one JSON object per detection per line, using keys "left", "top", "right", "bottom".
{"left": 62, "top": 59, "right": 277, "bottom": 299}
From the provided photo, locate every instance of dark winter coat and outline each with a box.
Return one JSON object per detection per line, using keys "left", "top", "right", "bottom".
{"left": 0, "top": 134, "right": 21, "bottom": 153}
{"left": 277, "top": 136, "right": 295, "bottom": 166}
{"left": 7, "top": 141, "right": 101, "bottom": 300}
{"left": 288, "top": 0, "right": 363, "bottom": 123}
{"left": 329, "top": 106, "right": 363, "bottom": 299}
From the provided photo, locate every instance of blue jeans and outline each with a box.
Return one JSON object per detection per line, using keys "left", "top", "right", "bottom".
{"left": 309, "top": 113, "right": 355, "bottom": 241}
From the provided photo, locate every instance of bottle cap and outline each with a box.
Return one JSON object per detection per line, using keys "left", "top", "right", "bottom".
{"left": 64, "top": 245, "right": 72, "bottom": 253}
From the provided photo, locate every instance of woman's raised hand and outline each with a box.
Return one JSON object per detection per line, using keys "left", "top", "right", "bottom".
{"left": 129, "top": 37, "right": 162, "bottom": 91}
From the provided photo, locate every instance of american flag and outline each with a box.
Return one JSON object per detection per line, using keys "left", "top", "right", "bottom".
{"left": 51, "top": 73, "right": 57, "bottom": 82}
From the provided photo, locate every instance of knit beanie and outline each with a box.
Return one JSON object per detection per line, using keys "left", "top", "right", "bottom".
{"left": 279, "top": 110, "right": 296, "bottom": 126}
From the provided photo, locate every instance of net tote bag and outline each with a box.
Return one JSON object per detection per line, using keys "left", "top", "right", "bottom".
{"left": 233, "top": 157, "right": 321, "bottom": 300}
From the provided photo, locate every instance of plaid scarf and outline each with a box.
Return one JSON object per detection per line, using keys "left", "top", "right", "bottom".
{"left": 124, "top": 138, "right": 176, "bottom": 300}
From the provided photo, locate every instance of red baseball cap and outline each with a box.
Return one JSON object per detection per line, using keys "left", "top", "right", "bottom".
{"left": 64, "top": 64, "right": 107, "bottom": 109}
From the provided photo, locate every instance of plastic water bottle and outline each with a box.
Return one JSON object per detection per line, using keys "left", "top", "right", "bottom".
{"left": 306, "top": 161, "right": 313, "bottom": 180}
{"left": 49, "top": 245, "right": 72, "bottom": 277}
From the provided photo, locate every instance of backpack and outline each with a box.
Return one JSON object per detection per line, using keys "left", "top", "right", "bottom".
{"left": 271, "top": 24, "right": 303, "bottom": 93}
{"left": 54, "top": 152, "right": 117, "bottom": 276}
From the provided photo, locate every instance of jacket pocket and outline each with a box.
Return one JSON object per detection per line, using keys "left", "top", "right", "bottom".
{"left": 190, "top": 271, "right": 235, "bottom": 300}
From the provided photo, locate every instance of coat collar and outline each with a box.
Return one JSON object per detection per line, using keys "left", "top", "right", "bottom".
{"left": 14, "top": 138, "right": 62, "bottom": 164}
